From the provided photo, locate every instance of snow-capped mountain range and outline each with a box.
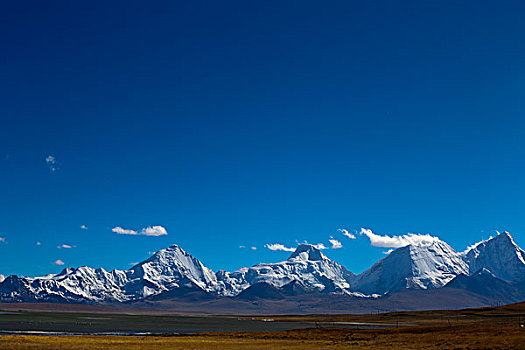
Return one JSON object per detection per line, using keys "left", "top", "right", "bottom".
{"left": 1, "top": 232, "right": 524, "bottom": 305}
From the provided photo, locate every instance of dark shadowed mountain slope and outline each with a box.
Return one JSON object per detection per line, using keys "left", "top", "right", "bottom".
{"left": 445, "top": 268, "right": 525, "bottom": 304}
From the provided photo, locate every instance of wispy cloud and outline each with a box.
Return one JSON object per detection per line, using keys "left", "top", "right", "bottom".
{"left": 359, "top": 228, "right": 440, "bottom": 248}
{"left": 57, "top": 244, "right": 74, "bottom": 249}
{"left": 265, "top": 243, "right": 295, "bottom": 252}
{"left": 0, "top": 237, "right": 5, "bottom": 243}
{"left": 462, "top": 235, "right": 495, "bottom": 254}
{"left": 53, "top": 259, "right": 65, "bottom": 266}
{"left": 383, "top": 249, "right": 394, "bottom": 255}
{"left": 80, "top": 225, "right": 88, "bottom": 230}
{"left": 329, "top": 238, "right": 342, "bottom": 249}
{"left": 45, "top": 155, "right": 59, "bottom": 172}
{"left": 112, "top": 227, "right": 137, "bottom": 235}
{"left": 239, "top": 245, "right": 257, "bottom": 251}
{"left": 338, "top": 229, "right": 356, "bottom": 239}
{"left": 112, "top": 225, "right": 168, "bottom": 237}
{"left": 36, "top": 241, "right": 42, "bottom": 246}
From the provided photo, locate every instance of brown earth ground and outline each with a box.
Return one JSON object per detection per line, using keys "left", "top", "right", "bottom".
{"left": 1, "top": 302, "right": 524, "bottom": 349}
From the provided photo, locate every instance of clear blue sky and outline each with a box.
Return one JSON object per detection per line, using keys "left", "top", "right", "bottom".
{"left": 1, "top": 1, "right": 524, "bottom": 277}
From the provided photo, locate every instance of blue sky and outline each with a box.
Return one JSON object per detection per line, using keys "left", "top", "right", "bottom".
{"left": 1, "top": 1, "right": 525, "bottom": 277}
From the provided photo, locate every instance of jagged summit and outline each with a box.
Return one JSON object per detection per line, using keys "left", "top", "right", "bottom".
{"left": 288, "top": 244, "right": 326, "bottom": 261}
{"left": 497, "top": 230, "right": 512, "bottom": 239}
{"left": 463, "top": 231, "right": 525, "bottom": 282}
{"left": 464, "top": 231, "right": 515, "bottom": 254}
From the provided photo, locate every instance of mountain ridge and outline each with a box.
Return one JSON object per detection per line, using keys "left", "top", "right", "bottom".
{"left": 1, "top": 232, "right": 524, "bottom": 309}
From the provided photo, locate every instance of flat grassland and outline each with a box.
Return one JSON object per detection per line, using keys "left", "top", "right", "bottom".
{"left": 1, "top": 302, "right": 524, "bottom": 349}
{"left": 1, "top": 323, "right": 524, "bottom": 350}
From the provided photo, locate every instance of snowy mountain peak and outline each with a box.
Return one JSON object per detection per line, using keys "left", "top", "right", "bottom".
{"left": 130, "top": 244, "right": 218, "bottom": 295}
{"left": 165, "top": 243, "right": 183, "bottom": 251}
{"left": 215, "top": 243, "right": 354, "bottom": 296}
{"left": 288, "top": 244, "right": 326, "bottom": 261}
{"left": 352, "top": 239, "right": 469, "bottom": 295}
{"left": 147, "top": 244, "right": 186, "bottom": 260}
{"left": 463, "top": 232, "right": 525, "bottom": 282}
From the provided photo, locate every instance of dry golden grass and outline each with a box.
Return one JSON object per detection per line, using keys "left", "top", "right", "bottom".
{"left": 1, "top": 322, "right": 524, "bottom": 350}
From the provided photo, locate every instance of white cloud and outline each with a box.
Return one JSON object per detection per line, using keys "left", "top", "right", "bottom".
{"left": 112, "top": 225, "right": 168, "bottom": 237}
{"left": 57, "top": 244, "right": 74, "bottom": 249}
{"left": 0, "top": 237, "right": 5, "bottom": 243}
{"left": 383, "top": 249, "right": 394, "bottom": 255}
{"left": 265, "top": 243, "right": 295, "bottom": 252}
{"left": 53, "top": 259, "right": 65, "bottom": 266}
{"left": 0, "top": 274, "right": 4, "bottom": 282}
{"left": 265, "top": 239, "right": 342, "bottom": 252}
{"left": 338, "top": 229, "right": 356, "bottom": 239}
{"left": 36, "top": 241, "right": 41, "bottom": 246}
{"left": 129, "top": 262, "right": 139, "bottom": 266}
{"left": 80, "top": 225, "right": 88, "bottom": 230}
{"left": 45, "top": 155, "right": 59, "bottom": 172}
{"left": 239, "top": 245, "right": 246, "bottom": 248}
{"left": 312, "top": 243, "right": 328, "bottom": 250}
{"left": 329, "top": 238, "right": 342, "bottom": 249}
{"left": 359, "top": 228, "right": 440, "bottom": 248}
{"left": 141, "top": 226, "right": 167, "bottom": 236}
{"left": 251, "top": 246, "right": 257, "bottom": 250}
